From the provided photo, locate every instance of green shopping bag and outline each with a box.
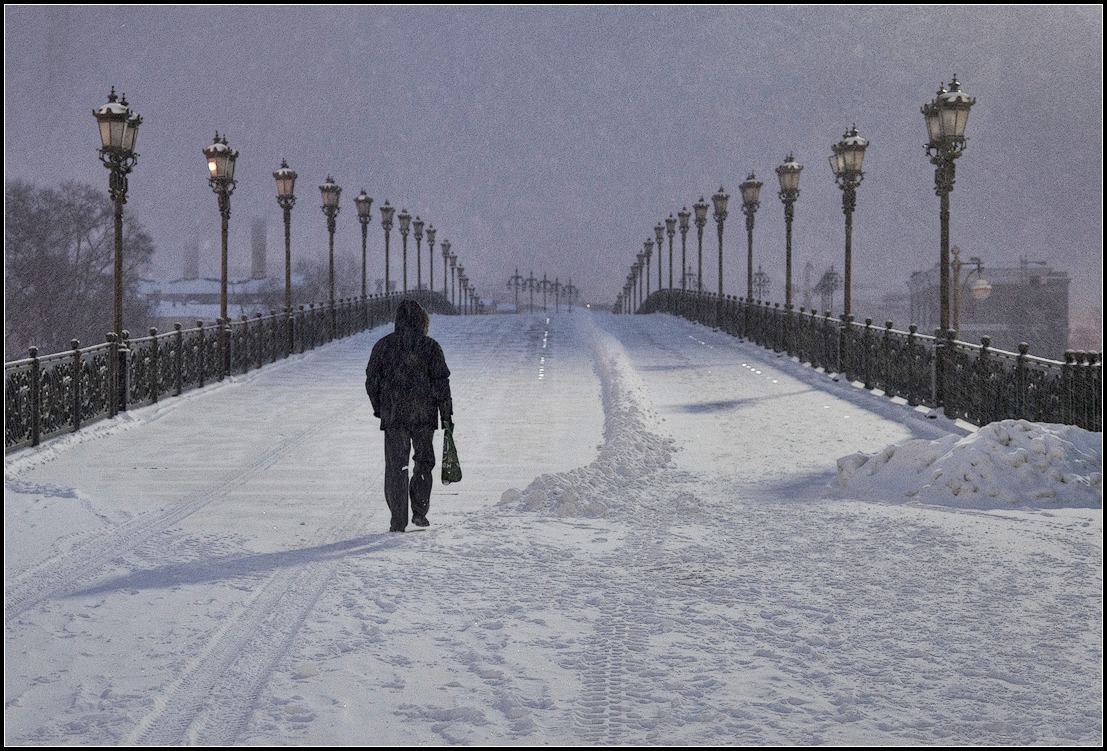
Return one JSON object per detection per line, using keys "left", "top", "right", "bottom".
{"left": 441, "top": 423, "right": 462, "bottom": 485}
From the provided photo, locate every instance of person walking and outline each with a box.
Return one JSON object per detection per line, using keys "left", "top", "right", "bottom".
{"left": 365, "top": 299, "right": 453, "bottom": 532}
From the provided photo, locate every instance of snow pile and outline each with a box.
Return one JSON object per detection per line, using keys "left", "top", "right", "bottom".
{"left": 834, "top": 419, "right": 1102, "bottom": 509}
{"left": 500, "top": 324, "right": 674, "bottom": 517}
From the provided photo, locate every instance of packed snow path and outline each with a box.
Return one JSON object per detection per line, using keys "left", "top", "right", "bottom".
{"left": 4, "top": 311, "right": 1101, "bottom": 746}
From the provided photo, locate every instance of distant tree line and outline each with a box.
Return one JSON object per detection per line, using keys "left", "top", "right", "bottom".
{"left": 5, "top": 180, "right": 154, "bottom": 360}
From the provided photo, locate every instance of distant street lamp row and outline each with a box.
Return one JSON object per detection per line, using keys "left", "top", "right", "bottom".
{"left": 619, "top": 75, "right": 976, "bottom": 330}
{"left": 93, "top": 86, "right": 484, "bottom": 378}
{"left": 506, "top": 270, "right": 580, "bottom": 312}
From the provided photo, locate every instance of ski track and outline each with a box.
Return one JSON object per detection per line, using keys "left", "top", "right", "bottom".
{"left": 5, "top": 312, "right": 1102, "bottom": 746}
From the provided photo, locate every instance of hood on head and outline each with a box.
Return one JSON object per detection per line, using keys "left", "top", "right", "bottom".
{"left": 395, "top": 299, "right": 430, "bottom": 334}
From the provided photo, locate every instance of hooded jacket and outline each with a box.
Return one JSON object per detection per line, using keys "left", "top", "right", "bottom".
{"left": 365, "top": 300, "right": 453, "bottom": 430}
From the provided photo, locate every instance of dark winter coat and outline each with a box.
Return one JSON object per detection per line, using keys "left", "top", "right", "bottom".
{"left": 365, "top": 300, "right": 453, "bottom": 430}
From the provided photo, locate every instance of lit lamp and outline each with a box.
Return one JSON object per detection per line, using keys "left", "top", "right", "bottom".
{"left": 923, "top": 76, "right": 976, "bottom": 333}
{"left": 775, "top": 153, "right": 802, "bottom": 309}
{"left": 94, "top": 88, "right": 141, "bottom": 414}
{"left": 829, "top": 126, "right": 868, "bottom": 316}
{"left": 203, "top": 132, "right": 238, "bottom": 377}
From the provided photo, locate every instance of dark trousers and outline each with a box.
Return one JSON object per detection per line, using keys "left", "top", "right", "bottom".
{"left": 383, "top": 426, "right": 436, "bottom": 530}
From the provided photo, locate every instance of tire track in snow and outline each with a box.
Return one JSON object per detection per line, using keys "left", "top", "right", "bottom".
{"left": 4, "top": 407, "right": 346, "bottom": 621}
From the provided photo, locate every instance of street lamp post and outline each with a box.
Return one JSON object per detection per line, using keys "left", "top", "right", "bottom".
{"left": 541, "top": 273, "right": 550, "bottom": 312}
{"left": 643, "top": 240, "right": 653, "bottom": 299}
{"left": 677, "top": 208, "right": 690, "bottom": 291}
{"left": 274, "top": 160, "right": 297, "bottom": 354}
{"left": 508, "top": 268, "right": 524, "bottom": 310}
{"left": 829, "top": 125, "right": 869, "bottom": 317}
{"left": 665, "top": 214, "right": 676, "bottom": 289}
{"left": 319, "top": 176, "right": 341, "bottom": 340}
{"left": 711, "top": 186, "right": 729, "bottom": 299}
{"left": 753, "top": 265, "right": 771, "bottom": 301}
{"left": 739, "top": 174, "right": 762, "bottom": 302}
{"left": 923, "top": 76, "right": 976, "bottom": 333}
{"left": 426, "top": 225, "right": 436, "bottom": 296}
{"left": 94, "top": 88, "right": 141, "bottom": 415}
{"left": 693, "top": 197, "right": 708, "bottom": 293}
{"left": 456, "top": 265, "right": 465, "bottom": 309}
{"left": 450, "top": 254, "right": 458, "bottom": 306}
{"left": 380, "top": 201, "right": 395, "bottom": 294}
{"left": 775, "top": 153, "right": 802, "bottom": 310}
{"left": 398, "top": 209, "right": 411, "bottom": 293}
{"left": 413, "top": 216, "right": 424, "bottom": 290}
{"left": 203, "top": 132, "right": 238, "bottom": 378}
{"left": 441, "top": 240, "right": 451, "bottom": 298}
{"left": 565, "top": 279, "right": 577, "bottom": 311}
{"left": 553, "top": 277, "right": 561, "bottom": 312}
{"left": 654, "top": 222, "right": 665, "bottom": 292}
{"left": 354, "top": 190, "right": 373, "bottom": 299}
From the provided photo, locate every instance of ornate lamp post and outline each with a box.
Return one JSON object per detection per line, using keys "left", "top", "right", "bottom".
{"left": 413, "top": 215, "right": 424, "bottom": 290}
{"left": 922, "top": 76, "right": 976, "bottom": 333}
{"left": 693, "top": 197, "right": 708, "bottom": 293}
{"left": 319, "top": 176, "right": 341, "bottom": 340}
{"left": 654, "top": 222, "right": 665, "bottom": 291}
{"left": 397, "top": 209, "right": 412, "bottom": 293}
{"left": 829, "top": 125, "right": 868, "bottom": 317}
{"left": 94, "top": 87, "right": 141, "bottom": 414}
{"left": 553, "top": 277, "right": 562, "bottom": 312}
{"left": 565, "top": 279, "right": 577, "bottom": 311}
{"left": 379, "top": 201, "right": 395, "bottom": 294}
{"left": 203, "top": 132, "right": 238, "bottom": 378}
{"left": 426, "top": 224, "right": 436, "bottom": 296}
{"left": 775, "top": 153, "right": 802, "bottom": 309}
{"left": 456, "top": 265, "right": 465, "bottom": 308}
{"left": 711, "top": 186, "right": 729, "bottom": 298}
{"left": 508, "top": 268, "right": 524, "bottom": 310}
{"left": 643, "top": 239, "right": 654, "bottom": 299}
{"left": 354, "top": 190, "right": 373, "bottom": 299}
{"left": 441, "top": 240, "right": 451, "bottom": 298}
{"left": 450, "top": 254, "right": 458, "bottom": 306}
{"left": 677, "top": 207, "right": 690, "bottom": 291}
{"left": 636, "top": 253, "right": 646, "bottom": 310}
{"left": 274, "top": 160, "right": 297, "bottom": 354}
{"left": 665, "top": 214, "right": 676, "bottom": 289}
{"left": 525, "top": 271, "right": 538, "bottom": 312}
{"left": 739, "top": 173, "right": 762, "bottom": 302}
{"left": 753, "top": 265, "right": 771, "bottom": 301}
{"left": 540, "top": 273, "right": 551, "bottom": 312}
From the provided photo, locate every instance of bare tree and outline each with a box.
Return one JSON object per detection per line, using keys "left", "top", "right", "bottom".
{"left": 5, "top": 180, "right": 155, "bottom": 359}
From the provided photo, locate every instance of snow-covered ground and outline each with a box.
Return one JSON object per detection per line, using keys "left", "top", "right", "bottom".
{"left": 4, "top": 311, "right": 1102, "bottom": 746}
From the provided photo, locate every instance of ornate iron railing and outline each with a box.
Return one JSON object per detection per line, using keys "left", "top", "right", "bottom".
{"left": 638, "top": 288, "right": 1101, "bottom": 432}
{"left": 5, "top": 290, "right": 457, "bottom": 452}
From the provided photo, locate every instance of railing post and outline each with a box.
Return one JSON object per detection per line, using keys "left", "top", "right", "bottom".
{"left": 932, "top": 327, "right": 944, "bottom": 413}
{"left": 862, "top": 318, "right": 874, "bottom": 390}
{"left": 975, "top": 335, "right": 992, "bottom": 426}
{"left": 119, "top": 330, "right": 131, "bottom": 413}
{"left": 29, "top": 346, "right": 41, "bottom": 447}
{"left": 196, "top": 320, "right": 206, "bottom": 389}
{"left": 905, "top": 325, "right": 920, "bottom": 406}
{"left": 1015, "top": 342, "right": 1029, "bottom": 420}
{"left": 71, "top": 339, "right": 82, "bottom": 432}
{"left": 149, "top": 327, "right": 159, "bottom": 403}
{"left": 174, "top": 323, "right": 184, "bottom": 396}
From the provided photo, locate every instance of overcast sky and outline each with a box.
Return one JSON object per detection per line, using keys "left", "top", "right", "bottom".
{"left": 4, "top": 5, "right": 1102, "bottom": 324}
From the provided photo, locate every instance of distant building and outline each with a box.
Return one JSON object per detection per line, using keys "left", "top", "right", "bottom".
{"left": 139, "top": 275, "right": 305, "bottom": 332}
{"left": 908, "top": 257, "right": 1070, "bottom": 360}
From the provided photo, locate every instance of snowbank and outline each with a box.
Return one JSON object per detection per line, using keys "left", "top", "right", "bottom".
{"left": 500, "top": 323, "right": 674, "bottom": 517}
{"left": 833, "top": 419, "right": 1103, "bottom": 509}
